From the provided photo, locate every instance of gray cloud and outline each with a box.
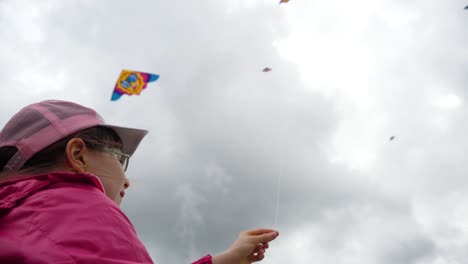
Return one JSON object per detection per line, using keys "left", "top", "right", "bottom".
{"left": 1, "top": 0, "right": 467, "bottom": 263}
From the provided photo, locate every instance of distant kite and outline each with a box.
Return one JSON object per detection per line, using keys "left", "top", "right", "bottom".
{"left": 111, "top": 70, "right": 159, "bottom": 101}
{"left": 465, "top": 5, "right": 468, "bottom": 9}
{"left": 389, "top": 136, "right": 395, "bottom": 141}
{"left": 279, "top": 0, "right": 290, "bottom": 4}
{"left": 263, "top": 67, "right": 272, "bottom": 72}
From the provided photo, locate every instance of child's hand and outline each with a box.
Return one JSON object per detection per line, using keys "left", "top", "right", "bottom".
{"left": 213, "top": 228, "right": 279, "bottom": 264}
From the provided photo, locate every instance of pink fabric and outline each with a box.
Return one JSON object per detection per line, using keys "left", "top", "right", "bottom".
{"left": 0, "top": 172, "right": 212, "bottom": 264}
{"left": 192, "top": 255, "right": 212, "bottom": 264}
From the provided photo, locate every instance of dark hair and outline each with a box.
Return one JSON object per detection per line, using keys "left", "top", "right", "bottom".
{"left": 0, "top": 126, "right": 122, "bottom": 178}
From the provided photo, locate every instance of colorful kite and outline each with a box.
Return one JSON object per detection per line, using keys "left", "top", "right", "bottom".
{"left": 263, "top": 67, "right": 272, "bottom": 72}
{"left": 111, "top": 70, "right": 159, "bottom": 101}
{"left": 279, "top": 0, "right": 290, "bottom": 4}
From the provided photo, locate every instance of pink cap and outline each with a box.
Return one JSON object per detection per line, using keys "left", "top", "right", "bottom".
{"left": 0, "top": 100, "right": 148, "bottom": 171}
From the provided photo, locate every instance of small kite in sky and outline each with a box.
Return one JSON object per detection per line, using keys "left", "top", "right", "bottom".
{"left": 389, "top": 136, "right": 395, "bottom": 141}
{"left": 263, "top": 67, "right": 272, "bottom": 72}
{"left": 111, "top": 69, "right": 159, "bottom": 101}
{"left": 279, "top": 0, "right": 290, "bottom": 4}
{"left": 465, "top": 5, "right": 468, "bottom": 9}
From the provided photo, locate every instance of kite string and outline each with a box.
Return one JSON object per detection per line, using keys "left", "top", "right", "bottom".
{"left": 273, "top": 152, "right": 282, "bottom": 229}
{"left": 274, "top": 110, "right": 285, "bottom": 230}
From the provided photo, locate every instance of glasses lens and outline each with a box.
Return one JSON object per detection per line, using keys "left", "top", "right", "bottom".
{"left": 121, "top": 155, "right": 129, "bottom": 171}
{"left": 100, "top": 148, "right": 129, "bottom": 172}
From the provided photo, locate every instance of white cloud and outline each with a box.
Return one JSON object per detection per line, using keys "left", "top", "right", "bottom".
{"left": 1, "top": 0, "right": 467, "bottom": 263}
{"left": 432, "top": 94, "right": 463, "bottom": 110}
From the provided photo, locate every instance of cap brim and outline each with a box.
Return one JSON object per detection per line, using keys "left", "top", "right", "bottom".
{"left": 99, "top": 124, "right": 148, "bottom": 156}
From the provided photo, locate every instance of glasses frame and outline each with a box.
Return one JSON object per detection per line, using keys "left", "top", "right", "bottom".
{"left": 99, "top": 148, "right": 131, "bottom": 172}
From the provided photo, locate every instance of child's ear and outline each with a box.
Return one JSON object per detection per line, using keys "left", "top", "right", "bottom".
{"left": 64, "top": 138, "right": 88, "bottom": 173}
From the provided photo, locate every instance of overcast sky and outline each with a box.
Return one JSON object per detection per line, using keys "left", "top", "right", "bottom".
{"left": 1, "top": 0, "right": 467, "bottom": 263}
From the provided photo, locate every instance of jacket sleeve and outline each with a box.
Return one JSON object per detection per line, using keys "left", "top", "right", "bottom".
{"left": 192, "top": 255, "right": 212, "bottom": 264}
{"left": 25, "top": 182, "right": 154, "bottom": 264}
{"left": 0, "top": 237, "right": 32, "bottom": 264}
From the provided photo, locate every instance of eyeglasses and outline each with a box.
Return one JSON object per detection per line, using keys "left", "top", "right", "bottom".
{"left": 99, "top": 148, "right": 131, "bottom": 172}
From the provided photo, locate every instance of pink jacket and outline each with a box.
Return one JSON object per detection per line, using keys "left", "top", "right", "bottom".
{"left": 0, "top": 172, "right": 212, "bottom": 264}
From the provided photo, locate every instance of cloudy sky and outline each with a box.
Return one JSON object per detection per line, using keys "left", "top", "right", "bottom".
{"left": 1, "top": 0, "right": 467, "bottom": 263}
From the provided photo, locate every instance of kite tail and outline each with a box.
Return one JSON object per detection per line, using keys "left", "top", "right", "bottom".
{"left": 111, "top": 92, "right": 123, "bottom": 101}
{"left": 148, "top": 74, "right": 160, "bottom": 82}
